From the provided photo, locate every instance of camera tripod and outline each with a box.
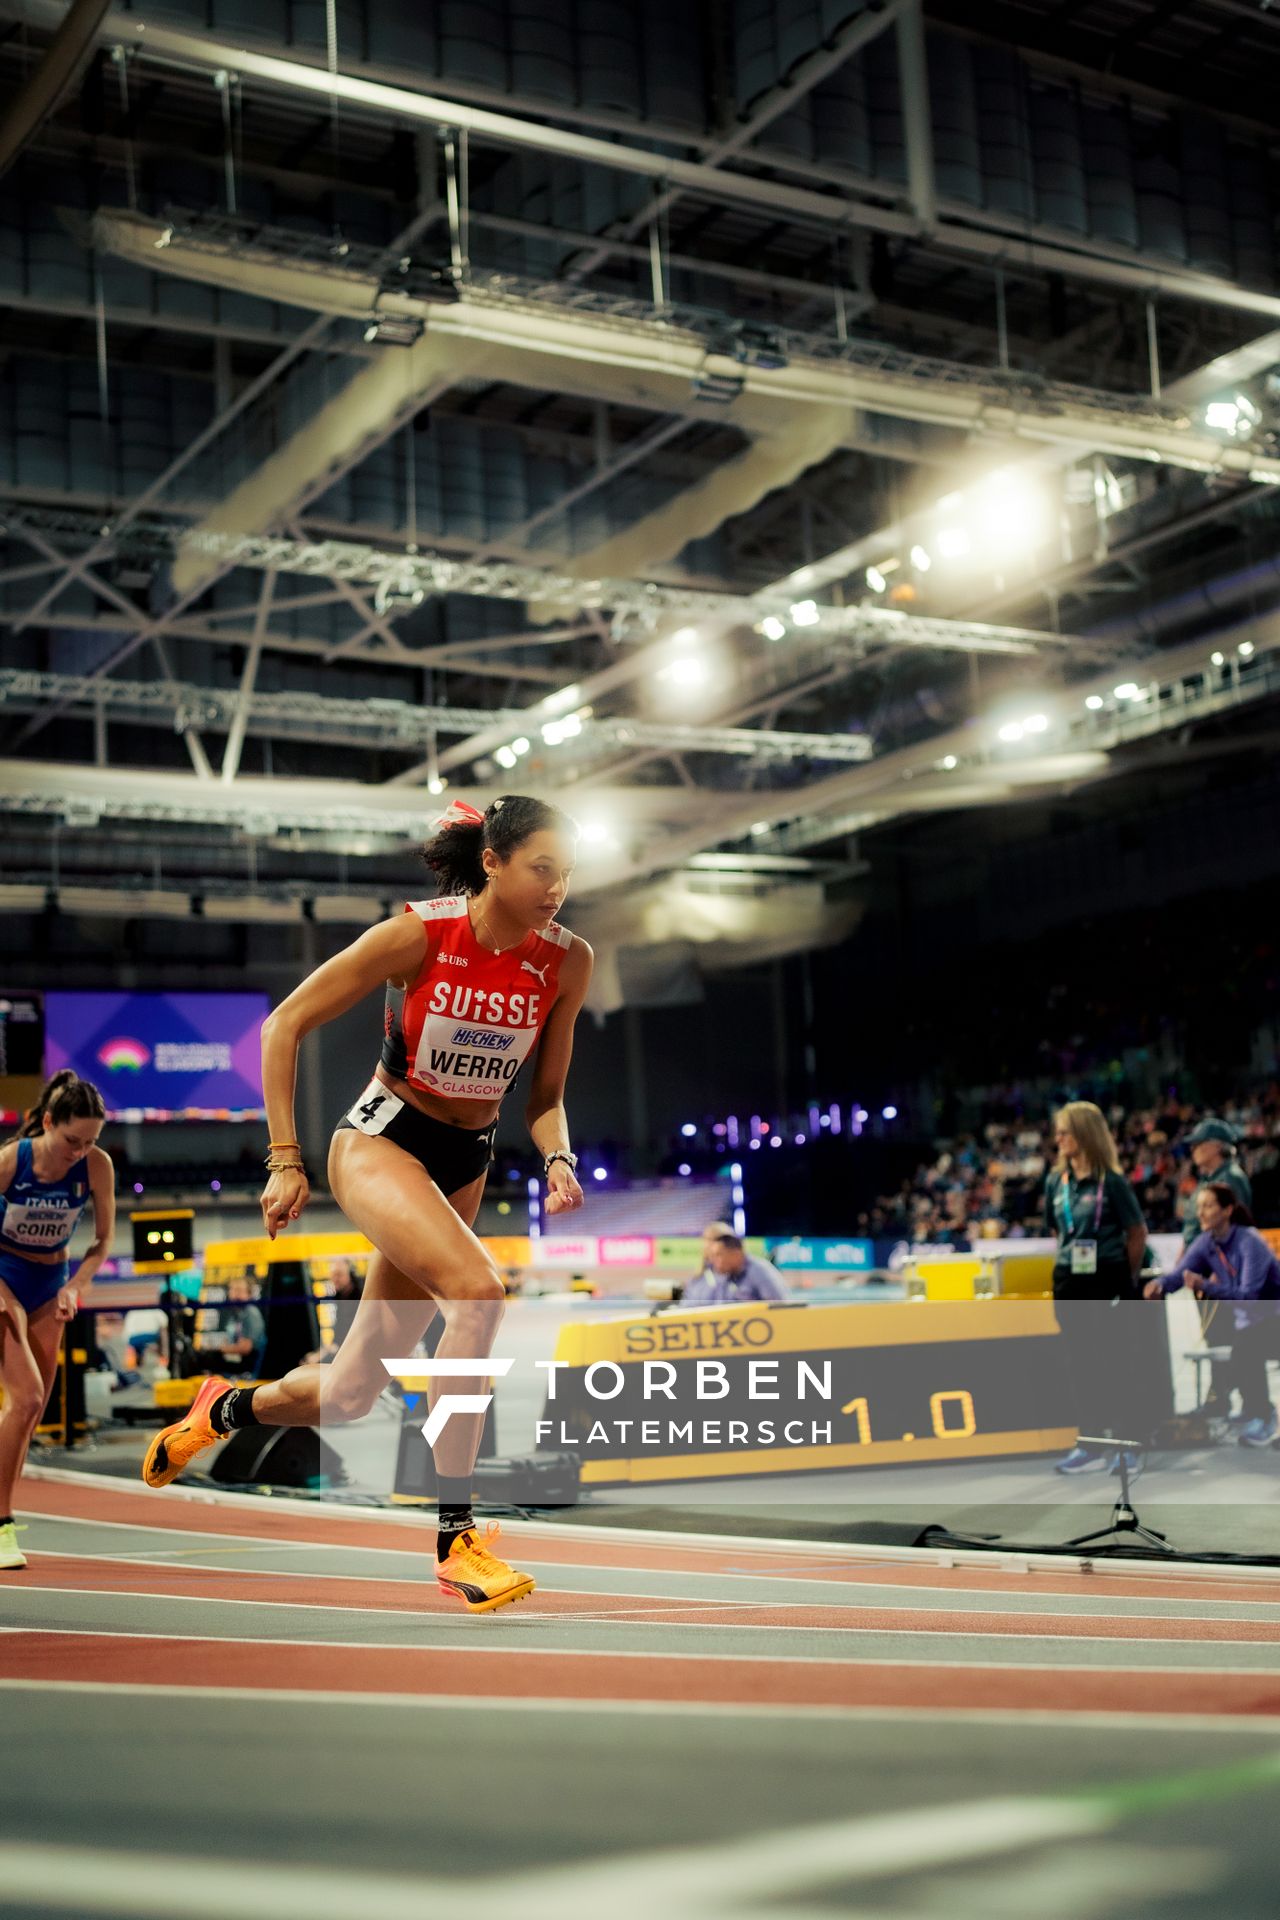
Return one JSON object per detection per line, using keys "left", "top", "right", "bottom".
{"left": 1064, "top": 1434, "right": 1170, "bottom": 1552}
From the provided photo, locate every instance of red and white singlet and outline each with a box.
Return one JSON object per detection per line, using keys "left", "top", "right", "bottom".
{"left": 381, "top": 896, "right": 572, "bottom": 1101}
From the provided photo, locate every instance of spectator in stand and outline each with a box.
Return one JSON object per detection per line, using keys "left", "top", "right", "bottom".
{"left": 1146, "top": 1184, "right": 1280, "bottom": 1447}
{"left": 1044, "top": 1101, "right": 1149, "bottom": 1479}
{"left": 1180, "top": 1119, "right": 1252, "bottom": 1245}
{"left": 683, "top": 1233, "right": 789, "bottom": 1306}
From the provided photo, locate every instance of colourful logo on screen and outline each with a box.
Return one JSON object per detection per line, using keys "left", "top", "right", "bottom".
{"left": 97, "top": 1036, "right": 151, "bottom": 1072}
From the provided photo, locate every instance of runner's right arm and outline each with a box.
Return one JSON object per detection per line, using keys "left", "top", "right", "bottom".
{"left": 259, "top": 915, "right": 427, "bottom": 1237}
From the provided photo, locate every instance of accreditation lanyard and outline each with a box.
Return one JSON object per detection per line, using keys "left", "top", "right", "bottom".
{"left": 1209, "top": 1239, "right": 1238, "bottom": 1288}
{"left": 1060, "top": 1174, "right": 1105, "bottom": 1238}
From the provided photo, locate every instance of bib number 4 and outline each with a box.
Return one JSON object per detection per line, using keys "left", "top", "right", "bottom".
{"left": 346, "top": 1078, "right": 404, "bottom": 1137}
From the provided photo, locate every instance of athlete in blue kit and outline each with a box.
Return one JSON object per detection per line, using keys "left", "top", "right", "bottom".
{"left": 0, "top": 1071, "right": 115, "bottom": 1569}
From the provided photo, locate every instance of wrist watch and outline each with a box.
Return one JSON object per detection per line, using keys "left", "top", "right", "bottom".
{"left": 544, "top": 1149, "right": 578, "bottom": 1176}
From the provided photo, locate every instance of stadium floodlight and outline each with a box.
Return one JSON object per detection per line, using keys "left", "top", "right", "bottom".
{"left": 494, "top": 745, "right": 517, "bottom": 770}
{"left": 865, "top": 566, "right": 887, "bottom": 593}
{"left": 760, "top": 615, "right": 787, "bottom": 640}
{"left": 940, "top": 754, "right": 958, "bottom": 770}
{"left": 750, "top": 821, "right": 771, "bottom": 836}
{"left": 660, "top": 655, "right": 709, "bottom": 688}
{"left": 1211, "top": 651, "right": 1225, "bottom": 667}
{"left": 427, "top": 776, "right": 447, "bottom": 793}
{"left": 997, "top": 721, "right": 1025, "bottom": 743}
{"left": 910, "top": 545, "right": 931, "bottom": 571}
{"left": 511, "top": 736, "right": 530, "bottom": 757}
{"left": 1239, "top": 640, "right": 1256, "bottom": 658}
{"left": 789, "top": 599, "right": 820, "bottom": 626}
{"left": 542, "top": 683, "right": 582, "bottom": 713}
{"left": 541, "top": 719, "right": 567, "bottom": 745}
{"left": 580, "top": 821, "right": 611, "bottom": 844}
{"left": 1114, "top": 683, "right": 1140, "bottom": 700}
{"left": 1023, "top": 713, "right": 1049, "bottom": 734}
{"left": 1084, "top": 695, "right": 1105, "bottom": 710}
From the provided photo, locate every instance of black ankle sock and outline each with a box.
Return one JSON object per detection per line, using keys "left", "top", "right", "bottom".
{"left": 210, "top": 1386, "right": 259, "bottom": 1434}
{"left": 436, "top": 1480, "right": 475, "bottom": 1559}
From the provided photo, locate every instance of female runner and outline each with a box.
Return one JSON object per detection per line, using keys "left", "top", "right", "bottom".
{"left": 1, "top": 1072, "right": 114, "bottom": 1569}
{"left": 143, "top": 795, "right": 591, "bottom": 1612}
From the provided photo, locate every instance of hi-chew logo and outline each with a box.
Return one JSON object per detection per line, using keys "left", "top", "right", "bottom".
{"left": 381, "top": 1356, "right": 514, "bottom": 1445}
{"left": 97, "top": 1036, "right": 151, "bottom": 1072}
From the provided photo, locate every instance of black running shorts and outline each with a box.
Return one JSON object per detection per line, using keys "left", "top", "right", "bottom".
{"left": 334, "top": 1075, "right": 496, "bottom": 1197}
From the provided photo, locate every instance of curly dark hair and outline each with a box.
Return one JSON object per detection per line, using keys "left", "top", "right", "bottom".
{"left": 419, "top": 795, "right": 577, "bottom": 895}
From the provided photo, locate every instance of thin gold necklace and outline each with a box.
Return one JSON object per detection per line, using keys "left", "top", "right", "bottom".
{"left": 473, "top": 900, "right": 520, "bottom": 955}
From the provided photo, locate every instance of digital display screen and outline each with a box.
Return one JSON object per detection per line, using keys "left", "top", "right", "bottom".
{"left": 45, "top": 991, "right": 269, "bottom": 1118}
{"left": 0, "top": 992, "right": 45, "bottom": 1076}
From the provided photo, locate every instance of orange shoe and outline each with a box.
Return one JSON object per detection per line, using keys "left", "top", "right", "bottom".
{"left": 436, "top": 1522, "right": 536, "bottom": 1614}
{"left": 141, "top": 1375, "right": 231, "bottom": 1488}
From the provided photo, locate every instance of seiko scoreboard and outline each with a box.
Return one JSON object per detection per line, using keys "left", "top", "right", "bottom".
{"left": 540, "top": 1299, "right": 1078, "bottom": 1485}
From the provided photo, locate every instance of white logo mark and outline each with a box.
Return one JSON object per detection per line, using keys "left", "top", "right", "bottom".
{"left": 381, "top": 1356, "right": 514, "bottom": 1446}
{"left": 520, "top": 960, "right": 549, "bottom": 986}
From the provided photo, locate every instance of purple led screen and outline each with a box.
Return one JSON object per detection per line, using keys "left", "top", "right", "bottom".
{"left": 45, "top": 992, "right": 269, "bottom": 1117}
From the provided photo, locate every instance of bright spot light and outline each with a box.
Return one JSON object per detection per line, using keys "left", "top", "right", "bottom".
{"left": 592, "top": 1166, "right": 607, "bottom": 1182}
{"left": 210, "top": 1180, "right": 221, "bottom": 1192}
{"left": 427, "top": 776, "right": 446, "bottom": 794}
{"left": 541, "top": 719, "right": 567, "bottom": 745}
{"left": 750, "top": 820, "right": 771, "bottom": 837}
{"left": 1239, "top": 641, "right": 1256, "bottom": 658}
{"left": 1085, "top": 695, "right": 1105, "bottom": 710}
{"left": 677, "top": 1163, "right": 691, "bottom": 1176}
{"left": 910, "top": 545, "right": 931, "bottom": 572}
{"left": 882, "top": 1105, "right": 898, "bottom": 1120}
{"left": 494, "top": 745, "right": 517, "bottom": 769}
{"left": 1211, "top": 651, "right": 1225, "bottom": 666}
{"left": 560, "top": 712, "right": 583, "bottom": 737}
{"left": 511, "top": 737, "right": 530, "bottom": 756}
{"left": 789, "top": 599, "right": 820, "bottom": 626}
{"left": 1023, "top": 713, "right": 1049, "bottom": 734}
{"left": 542, "top": 684, "right": 582, "bottom": 713}
{"left": 580, "top": 821, "right": 610, "bottom": 844}
{"left": 940, "top": 754, "right": 958, "bottom": 770}
{"left": 760, "top": 615, "right": 787, "bottom": 641}
{"left": 1114, "top": 683, "right": 1140, "bottom": 700}
{"left": 671, "top": 626, "right": 699, "bottom": 649}
{"left": 977, "top": 472, "right": 1048, "bottom": 547}
{"left": 133, "top": 1182, "right": 144, "bottom": 1194}
{"left": 749, "top": 1138, "right": 761, "bottom": 1150}
{"left": 855, "top": 1108, "right": 870, "bottom": 1124}
{"left": 865, "top": 566, "right": 887, "bottom": 593}
{"left": 936, "top": 527, "right": 970, "bottom": 559}
{"left": 661, "top": 656, "right": 709, "bottom": 688}
{"left": 769, "top": 1136, "right": 782, "bottom": 1148}
{"left": 998, "top": 721, "right": 1025, "bottom": 743}
{"left": 681, "top": 1123, "right": 697, "bottom": 1137}
{"left": 794, "top": 1134, "right": 806, "bottom": 1145}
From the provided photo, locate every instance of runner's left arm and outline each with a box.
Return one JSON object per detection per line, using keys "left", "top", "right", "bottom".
{"left": 526, "top": 938, "right": 593, "bottom": 1216}
{"left": 64, "top": 1145, "right": 116, "bottom": 1308}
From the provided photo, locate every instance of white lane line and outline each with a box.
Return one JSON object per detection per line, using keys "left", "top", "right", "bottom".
{"left": 22, "top": 1474, "right": 1280, "bottom": 1583}
{"left": 17, "top": 1542, "right": 1280, "bottom": 1620}
{"left": 3, "top": 1618, "right": 1279, "bottom": 1680}
{"left": 2, "top": 1677, "right": 1279, "bottom": 1733}
{"left": 7, "top": 1574, "right": 1280, "bottom": 1651}
{"left": 0, "top": 1802, "right": 1117, "bottom": 1919}
{"left": 6, "top": 1581, "right": 1280, "bottom": 1654}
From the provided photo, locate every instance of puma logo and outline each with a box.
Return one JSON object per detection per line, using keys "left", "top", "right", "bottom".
{"left": 520, "top": 960, "right": 549, "bottom": 986}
